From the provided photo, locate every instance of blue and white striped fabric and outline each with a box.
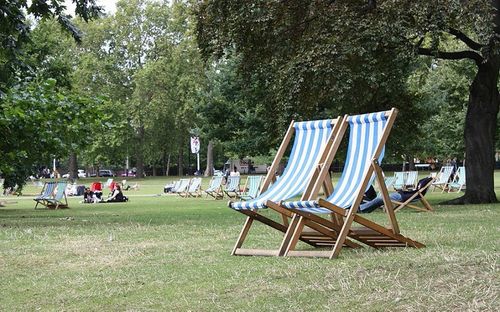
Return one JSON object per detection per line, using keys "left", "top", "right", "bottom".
{"left": 283, "top": 112, "right": 388, "bottom": 212}
{"left": 230, "top": 119, "right": 335, "bottom": 210}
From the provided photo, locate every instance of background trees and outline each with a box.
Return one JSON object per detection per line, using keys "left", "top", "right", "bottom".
{"left": 195, "top": 0, "right": 499, "bottom": 204}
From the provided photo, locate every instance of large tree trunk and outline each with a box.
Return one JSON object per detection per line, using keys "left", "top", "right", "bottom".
{"left": 68, "top": 152, "right": 78, "bottom": 180}
{"left": 204, "top": 140, "right": 214, "bottom": 177}
{"left": 447, "top": 58, "right": 499, "bottom": 204}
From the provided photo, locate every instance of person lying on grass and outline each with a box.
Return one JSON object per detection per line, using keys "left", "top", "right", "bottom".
{"left": 358, "top": 177, "right": 433, "bottom": 213}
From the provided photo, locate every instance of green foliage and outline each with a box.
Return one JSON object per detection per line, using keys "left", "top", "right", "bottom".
{"left": 0, "top": 78, "right": 105, "bottom": 189}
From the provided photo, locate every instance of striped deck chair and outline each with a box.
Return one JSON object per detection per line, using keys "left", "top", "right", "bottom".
{"left": 238, "top": 176, "right": 263, "bottom": 200}
{"left": 184, "top": 177, "right": 202, "bottom": 197}
{"left": 405, "top": 171, "right": 418, "bottom": 189}
{"left": 229, "top": 117, "right": 347, "bottom": 257}
{"left": 34, "top": 181, "right": 68, "bottom": 209}
{"left": 279, "top": 109, "right": 425, "bottom": 259}
{"left": 448, "top": 166, "right": 465, "bottom": 193}
{"left": 392, "top": 171, "right": 406, "bottom": 190}
{"left": 45, "top": 181, "right": 69, "bottom": 209}
{"left": 205, "top": 176, "right": 223, "bottom": 199}
{"left": 431, "top": 166, "right": 454, "bottom": 192}
{"left": 34, "top": 181, "right": 57, "bottom": 209}
{"left": 175, "top": 179, "right": 190, "bottom": 196}
{"left": 384, "top": 176, "right": 396, "bottom": 189}
{"left": 224, "top": 176, "right": 241, "bottom": 198}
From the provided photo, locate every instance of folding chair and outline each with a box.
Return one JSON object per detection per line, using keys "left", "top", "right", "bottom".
{"left": 224, "top": 176, "right": 241, "bottom": 198}
{"left": 238, "top": 176, "right": 263, "bottom": 200}
{"left": 184, "top": 177, "right": 202, "bottom": 197}
{"left": 448, "top": 166, "right": 465, "bottom": 193}
{"left": 205, "top": 176, "right": 224, "bottom": 199}
{"left": 229, "top": 116, "right": 348, "bottom": 257}
{"left": 34, "top": 181, "right": 68, "bottom": 209}
{"left": 175, "top": 179, "right": 190, "bottom": 196}
{"left": 280, "top": 109, "right": 425, "bottom": 259}
{"left": 393, "top": 177, "right": 434, "bottom": 212}
{"left": 45, "top": 181, "right": 69, "bottom": 209}
{"left": 34, "top": 181, "right": 57, "bottom": 209}
{"left": 432, "top": 166, "right": 454, "bottom": 192}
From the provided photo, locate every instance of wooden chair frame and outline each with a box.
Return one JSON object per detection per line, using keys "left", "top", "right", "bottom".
{"left": 231, "top": 116, "right": 348, "bottom": 257}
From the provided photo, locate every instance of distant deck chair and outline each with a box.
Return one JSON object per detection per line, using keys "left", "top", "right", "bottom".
{"left": 224, "top": 176, "right": 241, "bottom": 198}
{"left": 34, "top": 181, "right": 68, "bottom": 209}
{"left": 384, "top": 176, "right": 396, "bottom": 189}
{"left": 448, "top": 166, "right": 466, "bottom": 193}
{"left": 45, "top": 181, "right": 69, "bottom": 209}
{"left": 280, "top": 109, "right": 425, "bottom": 259}
{"left": 34, "top": 181, "right": 57, "bottom": 209}
{"left": 393, "top": 177, "right": 435, "bottom": 212}
{"left": 184, "top": 177, "right": 202, "bottom": 197}
{"left": 205, "top": 176, "right": 224, "bottom": 199}
{"left": 392, "top": 171, "right": 406, "bottom": 190}
{"left": 229, "top": 117, "right": 346, "bottom": 257}
{"left": 175, "top": 179, "right": 190, "bottom": 196}
{"left": 238, "top": 176, "right": 263, "bottom": 200}
{"left": 405, "top": 171, "right": 418, "bottom": 189}
{"left": 432, "top": 166, "right": 454, "bottom": 192}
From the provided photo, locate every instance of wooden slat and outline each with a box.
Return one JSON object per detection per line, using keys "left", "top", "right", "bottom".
{"left": 233, "top": 248, "right": 279, "bottom": 257}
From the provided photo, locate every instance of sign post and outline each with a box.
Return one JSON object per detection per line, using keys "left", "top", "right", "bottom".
{"left": 190, "top": 137, "right": 200, "bottom": 173}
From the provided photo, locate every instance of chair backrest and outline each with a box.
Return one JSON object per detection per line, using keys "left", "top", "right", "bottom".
{"left": 405, "top": 171, "right": 418, "bottom": 187}
{"left": 244, "top": 176, "right": 263, "bottom": 198}
{"left": 171, "top": 180, "right": 181, "bottom": 192}
{"left": 231, "top": 119, "right": 337, "bottom": 209}
{"left": 393, "top": 172, "right": 406, "bottom": 187}
{"left": 324, "top": 111, "right": 392, "bottom": 208}
{"left": 176, "top": 179, "right": 190, "bottom": 193}
{"left": 54, "top": 182, "right": 68, "bottom": 200}
{"left": 105, "top": 178, "right": 113, "bottom": 187}
{"left": 225, "top": 176, "right": 240, "bottom": 192}
{"left": 41, "top": 182, "right": 57, "bottom": 197}
{"left": 435, "top": 166, "right": 454, "bottom": 183}
{"left": 90, "top": 182, "right": 103, "bottom": 192}
{"left": 207, "top": 176, "right": 223, "bottom": 191}
{"left": 188, "top": 178, "right": 202, "bottom": 192}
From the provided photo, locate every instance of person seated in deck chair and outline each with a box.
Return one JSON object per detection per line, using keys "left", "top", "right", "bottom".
{"left": 105, "top": 184, "right": 128, "bottom": 203}
{"left": 358, "top": 177, "right": 433, "bottom": 213}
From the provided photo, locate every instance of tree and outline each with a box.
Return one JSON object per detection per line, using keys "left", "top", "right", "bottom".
{"left": 195, "top": 0, "right": 499, "bottom": 204}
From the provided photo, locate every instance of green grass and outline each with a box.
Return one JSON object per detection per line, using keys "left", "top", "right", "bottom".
{"left": 0, "top": 173, "right": 499, "bottom": 311}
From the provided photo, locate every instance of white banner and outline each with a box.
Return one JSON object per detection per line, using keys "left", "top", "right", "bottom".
{"left": 190, "top": 137, "right": 200, "bottom": 154}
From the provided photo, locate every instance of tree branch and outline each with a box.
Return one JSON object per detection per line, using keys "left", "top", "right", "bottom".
{"left": 418, "top": 47, "right": 483, "bottom": 65}
{"left": 447, "top": 28, "right": 484, "bottom": 51}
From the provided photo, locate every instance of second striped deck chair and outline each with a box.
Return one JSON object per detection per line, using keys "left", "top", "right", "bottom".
{"left": 279, "top": 109, "right": 425, "bottom": 259}
{"left": 34, "top": 181, "right": 68, "bottom": 209}
{"left": 205, "top": 176, "right": 224, "bottom": 199}
{"left": 224, "top": 176, "right": 241, "bottom": 198}
{"left": 238, "top": 176, "right": 263, "bottom": 200}
{"left": 229, "top": 117, "right": 346, "bottom": 257}
{"left": 432, "top": 166, "right": 454, "bottom": 192}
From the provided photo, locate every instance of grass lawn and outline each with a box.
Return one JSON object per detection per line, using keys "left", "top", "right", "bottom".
{"left": 0, "top": 173, "right": 499, "bottom": 311}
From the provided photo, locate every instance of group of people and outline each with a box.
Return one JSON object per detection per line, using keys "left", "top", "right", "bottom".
{"left": 82, "top": 183, "right": 128, "bottom": 204}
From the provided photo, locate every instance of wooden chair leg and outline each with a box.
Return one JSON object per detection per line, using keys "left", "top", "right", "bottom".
{"left": 231, "top": 216, "right": 254, "bottom": 255}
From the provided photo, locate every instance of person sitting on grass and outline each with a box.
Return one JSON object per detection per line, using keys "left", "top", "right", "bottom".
{"left": 105, "top": 184, "right": 128, "bottom": 203}
{"left": 358, "top": 177, "right": 433, "bottom": 213}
